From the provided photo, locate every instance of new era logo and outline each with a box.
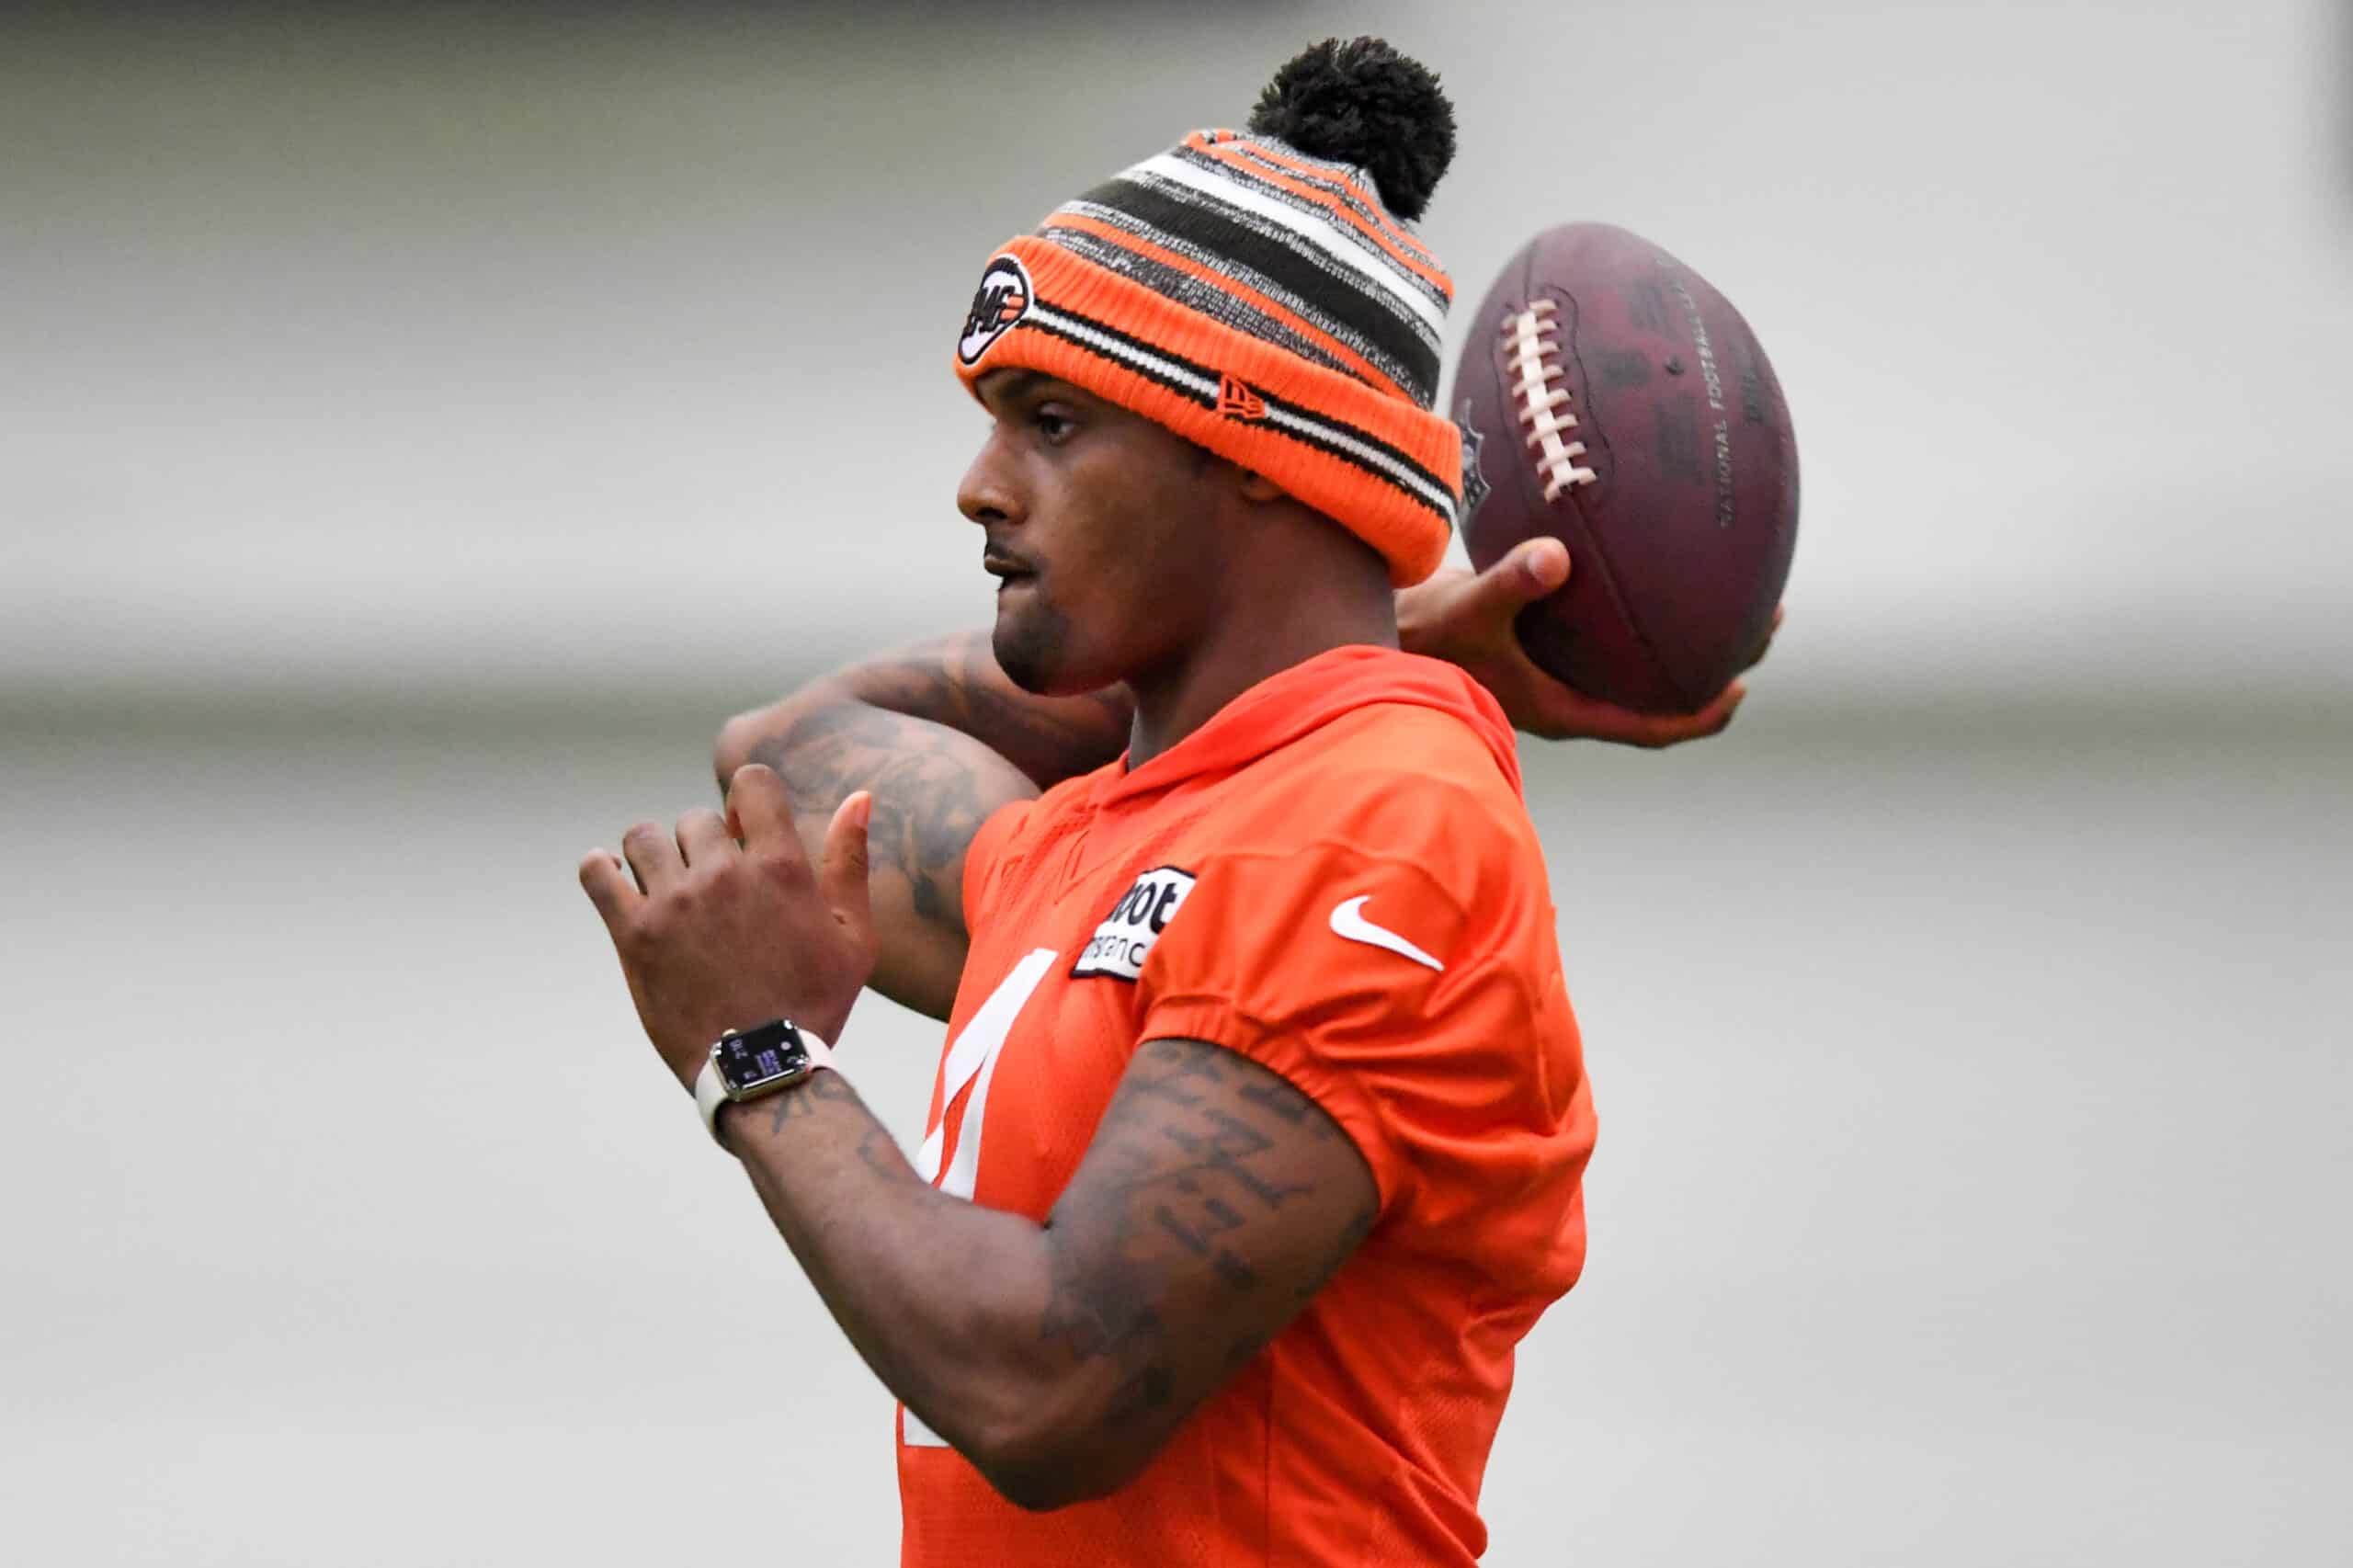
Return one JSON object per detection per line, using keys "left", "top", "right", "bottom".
{"left": 1218, "top": 374, "right": 1267, "bottom": 423}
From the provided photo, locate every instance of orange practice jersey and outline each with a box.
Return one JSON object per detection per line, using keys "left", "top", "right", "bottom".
{"left": 898, "top": 646, "right": 1596, "bottom": 1567}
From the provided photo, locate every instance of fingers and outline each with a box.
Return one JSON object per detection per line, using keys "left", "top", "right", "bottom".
{"left": 620, "top": 820, "right": 684, "bottom": 896}
{"left": 1540, "top": 678, "right": 1747, "bottom": 749}
{"left": 1475, "top": 538, "right": 1571, "bottom": 614}
{"left": 1628, "top": 681, "right": 1745, "bottom": 748}
{"left": 598, "top": 769, "right": 822, "bottom": 915}
{"left": 723, "top": 763, "right": 796, "bottom": 850}
{"left": 577, "top": 849, "right": 638, "bottom": 929}
{"left": 820, "top": 791, "right": 876, "bottom": 943}
{"left": 674, "top": 807, "right": 734, "bottom": 869}
{"left": 1514, "top": 537, "right": 1572, "bottom": 596}
{"left": 1428, "top": 540, "right": 1573, "bottom": 651}
{"left": 1599, "top": 677, "right": 1750, "bottom": 744}
{"left": 1666, "top": 679, "right": 1746, "bottom": 744}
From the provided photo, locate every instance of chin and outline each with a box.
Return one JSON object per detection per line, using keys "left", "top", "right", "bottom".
{"left": 992, "top": 599, "right": 1075, "bottom": 696}
{"left": 993, "top": 631, "right": 1052, "bottom": 694}
{"left": 996, "top": 584, "right": 1125, "bottom": 696}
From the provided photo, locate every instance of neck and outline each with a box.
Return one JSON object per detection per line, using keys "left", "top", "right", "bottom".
{"left": 1122, "top": 533, "right": 1397, "bottom": 767}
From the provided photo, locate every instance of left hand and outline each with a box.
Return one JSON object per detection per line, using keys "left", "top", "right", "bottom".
{"left": 579, "top": 766, "right": 876, "bottom": 1089}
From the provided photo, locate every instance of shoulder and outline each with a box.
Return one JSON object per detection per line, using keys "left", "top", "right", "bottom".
{"left": 1208, "top": 703, "right": 1539, "bottom": 901}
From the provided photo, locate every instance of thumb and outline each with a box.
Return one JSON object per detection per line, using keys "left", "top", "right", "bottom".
{"left": 1475, "top": 537, "right": 1571, "bottom": 613}
{"left": 820, "top": 791, "right": 875, "bottom": 941}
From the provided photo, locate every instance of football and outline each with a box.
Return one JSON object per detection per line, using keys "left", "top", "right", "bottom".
{"left": 1454, "top": 222, "right": 1799, "bottom": 714}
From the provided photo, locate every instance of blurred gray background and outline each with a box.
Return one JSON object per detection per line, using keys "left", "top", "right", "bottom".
{"left": 5, "top": 2, "right": 2347, "bottom": 1563}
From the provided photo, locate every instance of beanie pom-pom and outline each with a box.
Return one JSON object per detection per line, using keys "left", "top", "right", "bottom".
{"left": 1246, "top": 38, "right": 1456, "bottom": 222}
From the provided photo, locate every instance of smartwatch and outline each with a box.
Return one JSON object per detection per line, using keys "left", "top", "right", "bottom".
{"left": 693, "top": 1018, "right": 836, "bottom": 1145}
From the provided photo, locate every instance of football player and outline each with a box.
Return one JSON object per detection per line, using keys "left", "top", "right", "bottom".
{"left": 583, "top": 38, "right": 1757, "bottom": 1566}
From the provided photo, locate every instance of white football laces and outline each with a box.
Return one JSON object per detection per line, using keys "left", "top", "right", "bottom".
{"left": 1503, "top": 300, "right": 1597, "bottom": 500}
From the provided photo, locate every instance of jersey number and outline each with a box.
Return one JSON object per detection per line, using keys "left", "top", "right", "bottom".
{"left": 903, "top": 948, "right": 1056, "bottom": 1449}
{"left": 913, "top": 946, "right": 1057, "bottom": 1199}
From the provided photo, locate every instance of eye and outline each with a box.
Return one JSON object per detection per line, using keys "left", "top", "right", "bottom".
{"left": 1034, "top": 405, "right": 1076, "bottom": 444}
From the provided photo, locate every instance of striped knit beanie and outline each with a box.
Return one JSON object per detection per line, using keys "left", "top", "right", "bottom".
{"left": 952, "top": 39, "right": 1463, "bottom": 586}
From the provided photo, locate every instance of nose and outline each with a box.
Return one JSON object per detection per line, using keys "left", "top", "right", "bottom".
{"left": 957, "top": 432, "right": 1023, "bottom": 528}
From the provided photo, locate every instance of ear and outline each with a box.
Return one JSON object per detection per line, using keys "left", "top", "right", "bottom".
{"left": 1233, "top": 466, "right": 1287, "bottom": 504}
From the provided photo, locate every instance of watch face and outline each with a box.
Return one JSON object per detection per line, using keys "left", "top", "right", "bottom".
{"left": 714, "top": 1022, "right": 811, "bottom": 1096}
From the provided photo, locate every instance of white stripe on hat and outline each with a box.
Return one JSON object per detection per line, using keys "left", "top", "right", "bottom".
{"left": 1131, "top": 152, "right": 1449, "bottom": 341}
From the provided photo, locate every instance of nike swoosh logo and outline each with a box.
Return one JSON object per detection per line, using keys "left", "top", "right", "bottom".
{"left": 1328, "top": 895, "right": 1444, "bottom": 972}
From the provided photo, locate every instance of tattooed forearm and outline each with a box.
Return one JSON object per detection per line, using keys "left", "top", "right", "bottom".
{"left": 751, "top": 700, "right": 1005, "bottom": 926}
{"left": 717, "top": 638, "right": 1083, "bottom": 1019}
{"left": 716, "top": 1033, "right": 1379, "bottom": 1511}
{"left": 756, "top": 1061, "right": 859, "bottom": 1132}
{"left": 842, "top": 633, "right": 1131, "bottom": 790}
{"left": 715, "top": 633, "right": 1131, "bottom": 1020}
{"left": 756, "top": 1076, "right": 908, "bottom": 1182}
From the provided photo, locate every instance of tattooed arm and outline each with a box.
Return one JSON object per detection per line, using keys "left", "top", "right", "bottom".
{"left": 714, "top": 633, "right": 1131, "bottom": 1019}
{"left": 722, "top": 1036, "right": 1377, "bottom": 1511}
{"left": 582, "top": 765, "right": 1371, "bottom": 1508}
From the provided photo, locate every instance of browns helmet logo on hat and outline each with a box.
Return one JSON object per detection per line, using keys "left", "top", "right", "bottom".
{"left": 957, "top": 254, "right": 1034, "bottom": 367}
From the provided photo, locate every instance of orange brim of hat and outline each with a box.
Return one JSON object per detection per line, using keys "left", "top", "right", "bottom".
{"left": 955, "top": 236, "right": 1461, "bottom": 587}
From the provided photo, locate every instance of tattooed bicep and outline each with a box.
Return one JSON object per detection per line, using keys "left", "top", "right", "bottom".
{"left": 845, "top": 633, "right": 1131, "bottom": 790}
{"left": 761, "top": 702, "right": 1026, "bottom": 925}
{"left": 716, "top": 633, "right": 1122, "bottom": 1017}
{"left": 1038, "top": 1038, "right": 1380, "bottom": 1440}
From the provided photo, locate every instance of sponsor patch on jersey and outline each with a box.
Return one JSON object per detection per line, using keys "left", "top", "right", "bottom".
{"left": 1071, "top": 865, "right": 1197, "bottom": 981}
{"left": 957, "top": 254, "right": 1034, "bottom": 367}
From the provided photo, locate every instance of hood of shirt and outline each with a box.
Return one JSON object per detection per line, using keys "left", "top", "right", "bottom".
{"left": 1090, "top": 644, "right": 1522, "bottom": 810}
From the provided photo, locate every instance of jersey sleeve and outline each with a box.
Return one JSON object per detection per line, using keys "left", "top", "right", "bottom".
{"left": 1131, "top": 780, "right": 1583, "bottom": 1220}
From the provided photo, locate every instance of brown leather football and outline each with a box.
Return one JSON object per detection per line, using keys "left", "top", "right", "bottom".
{"left": 1454, "top": 222, "right": 1799, "bottom": 714}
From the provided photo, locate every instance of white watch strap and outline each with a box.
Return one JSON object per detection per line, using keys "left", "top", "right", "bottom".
{"left": 691, "top": 1058, "right": 732, "bottom": 1140}
{"left": 694, "top": 1029, "right": 835, "bottom": 1147}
